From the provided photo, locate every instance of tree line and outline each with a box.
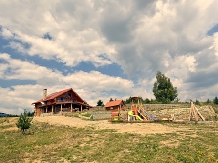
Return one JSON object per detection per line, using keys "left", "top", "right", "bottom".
{"left": 96, "top": 71, "right": 218, "bottom": 106}
{"left": 3, "top": 111, "right": 35, "bottom": 117}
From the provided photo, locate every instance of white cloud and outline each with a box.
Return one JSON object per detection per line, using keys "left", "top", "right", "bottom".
{"left": 0, "top": 53, "right": 63, "bottom": 81}
{"left": 0, "top": 54, "right": 139, "bottom": 114}
{"left": 1, "top": 0, "right": 218, "bottom": 114}
{"left": 213, "top": 33, "right": 218, "bottom": 56}
{"left": 64, "top": 71, "right": 134, "bottom": 92}
{"left": 0, "top": 28, "right": 13, "bottom": 38}
{"left": 0, "top": 86, "right": 35, "bottom": 115}
{"left": 0, "top": 0, "right": 115, "bottom": 67}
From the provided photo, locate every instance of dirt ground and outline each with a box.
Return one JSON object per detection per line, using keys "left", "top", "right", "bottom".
{"left": 33, "top": 116, "right": 179, "bottom": 135}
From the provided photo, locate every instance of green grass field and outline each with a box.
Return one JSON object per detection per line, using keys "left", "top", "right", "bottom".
{"left": 0, "top": 117, "right": 218, "bottom": 163}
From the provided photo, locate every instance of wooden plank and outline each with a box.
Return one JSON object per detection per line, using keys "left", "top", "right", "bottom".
{"left": 195, "top": 106, "right": 205, "bottom": 121}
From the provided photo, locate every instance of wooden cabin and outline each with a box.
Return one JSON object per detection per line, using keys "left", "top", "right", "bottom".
{"left": 32, "top": 88, "right": 92, "bottom": 116}
{"left": 104, "top": 100, "right": 126, "bottom": 111}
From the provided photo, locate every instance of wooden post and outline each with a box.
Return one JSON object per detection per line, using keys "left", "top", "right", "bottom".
{"left": 189, "top": 101, "right": 205, "bottom": 121}
{"left": 34, "top": 106, "right": 36, "bottom": 116}
{"left": 81, "top": 105, "right": 83, "bottom": 112}
{"left": 61, "top": 104, "right": 62, "bottom": 112}
{"left": 119, "top": 104, "right": 121, "bottom": 120}
{"left": 52, "top": 105, "right": 54, "bottom": 114}
{"left": 194, "top": 105, "right": 205, "bottom": 121}
{"left": 46, "top": 107, "right": 48, "bottom": 113}
{"left": 71, "top": 103, "right": 73, "bottom": 112}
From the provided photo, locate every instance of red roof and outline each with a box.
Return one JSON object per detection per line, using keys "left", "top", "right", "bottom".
{"left": 104, "top": 100, "right": 125, "bottom": 108}
{"left": 32, "top": 88, "right": 84, "bottom": 104}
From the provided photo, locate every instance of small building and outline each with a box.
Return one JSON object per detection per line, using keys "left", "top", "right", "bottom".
{"left": 32, "top": 88, "right": 92, "bottom": 116}
{"left": 104, "top": 100, "right": 126, "bottom": 111}
{"left": 0, "top": 112, "right": 8, "bottom": 117}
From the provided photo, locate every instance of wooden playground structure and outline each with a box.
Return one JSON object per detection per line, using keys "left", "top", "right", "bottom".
{"left": 189, "top": 100, "right": 205, "bottom": 121}
{"left": 111, "top": 97, "right": 159, "bottom": 122}
{"left": 127, "top": 97, "right": 159, "bottom": 122}
{"left": 111, "top": 98, "right": 207, "bottom": 123}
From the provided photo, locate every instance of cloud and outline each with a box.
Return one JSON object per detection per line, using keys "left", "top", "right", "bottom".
{"left": 1, "top": 0, "right": 218, "bottom": 114}
{"left": 0, "top": 54, "right": 145, "bottom": 114}
{"left": 0, "top": 53, "right": 63, "bottom": 81}
{"left": 64, "top": 71, "right": 134, "bottom": 92}
{"left": 0, "top": 28, "right": 13, "bottom": 39}
{"left": 1, "top": 0, "right": 217, "bottom": 78}
{"left": 0, "top": 86, "right": 35, "bottom": 115}
{"left": 107, "top": 0, "right": 218, "bottom": 76}
{"left": 0, "top": 1, "right": 115, "bottom": 67}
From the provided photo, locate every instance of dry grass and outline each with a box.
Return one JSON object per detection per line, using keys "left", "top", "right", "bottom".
{"left": 0, "top": 117, "right": 218, "bottom": 162}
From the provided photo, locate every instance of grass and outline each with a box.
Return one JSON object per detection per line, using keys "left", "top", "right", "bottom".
{"left": 80, "top": 112, "right": 92, "bottom": 117}
{"left": 0, "top": 118, "right": 218, "bottom": 162}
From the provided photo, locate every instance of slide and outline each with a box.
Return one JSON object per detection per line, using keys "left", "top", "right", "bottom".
{"left": 135, "top": 115, "right": 143, "bottom": 121}
{"left": 128, "top": 111, "right": 143, "bottom": 121}
{"left": 144, "top": 111, "right": 158, "bottom": 121}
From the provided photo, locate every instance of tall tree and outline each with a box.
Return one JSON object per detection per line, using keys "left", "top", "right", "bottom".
{"left": 153, "top": 71, "right": 178, "bottom": 103}
{"left": 213, "top": 97, "right": 218, "bottom": 105}
{"left": 195, "top": 99, "right": 200, "bottom": 106}
{"left": 97, "top": 100, "right": 104, "bottom": 106}
{"left": 109, "top": 98, "right": 114, "bottom": 102}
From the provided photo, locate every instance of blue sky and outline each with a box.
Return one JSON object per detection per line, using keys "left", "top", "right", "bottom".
{"left": 0, "top": 0, "right": 218, "bottom": 114}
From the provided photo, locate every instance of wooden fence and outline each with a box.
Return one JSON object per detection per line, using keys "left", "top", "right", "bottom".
{"left": 126, "top": 104, "right": 190, "bottom": 110}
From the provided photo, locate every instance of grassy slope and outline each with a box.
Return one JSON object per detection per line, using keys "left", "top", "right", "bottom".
{"left": 0, "top": 118, "right": 218, "bottom": 163}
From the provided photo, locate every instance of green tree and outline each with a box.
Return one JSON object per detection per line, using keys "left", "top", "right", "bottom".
{"left": 206, "top": 99, "right": 210, "bottom": 104}
{"left": 143, "top": 98, "right": 150, "bottom": 104}
{"left": 213, "top": 97, "right": 218, "bottom": 105}
{"left": 109, "top": 98, "right": 114, "bottom": 102}
{"left": 97, "top": 100, "right": 104, "bottom": 106}
{"left": 27, "top": 111, "right": 35, "bottom": 117}
{"left": 125, "top": 97, "right": 131, "bottom": 104}
{"left": 195, "top": 99, "right": 200, "bottom": 106}
{"left": 153, "top": 71, "right": 178, "bottom": 103}
{"left": 16, "top": 110, "right": 33, "bottom": 134}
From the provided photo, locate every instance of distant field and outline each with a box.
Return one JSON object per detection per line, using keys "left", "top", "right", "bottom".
{"left": 0, "top": 117, "right": 218, "bottom": 162}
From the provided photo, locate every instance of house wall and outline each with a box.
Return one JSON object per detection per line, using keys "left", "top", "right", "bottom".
{"left": 105, "top": 105, "right": 125, "bottom": 111}
{"left": 33, "top": 89, "right": 89, "bottom": 116}
{"left": 56, "top": 92, "right": 82, "bottom": 103}
{"left": 35, "top": 106, "right": 42, "bottom": 116}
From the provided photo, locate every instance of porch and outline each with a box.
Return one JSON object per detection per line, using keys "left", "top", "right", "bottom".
{"left": 37, "top": 102, "right": 90, "bottom": 116}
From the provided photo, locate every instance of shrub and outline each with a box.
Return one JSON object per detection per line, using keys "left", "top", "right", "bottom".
{"left": 16, "top": 110, "right": 33, "bottom": 134}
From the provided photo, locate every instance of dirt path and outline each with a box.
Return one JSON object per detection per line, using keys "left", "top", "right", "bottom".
{"left": 34, "top": 116, "right": 177, "bottom": 135}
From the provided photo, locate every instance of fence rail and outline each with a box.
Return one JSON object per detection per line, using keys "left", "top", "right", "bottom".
{"left": 125, "top": 104, "right": 190, "bottom": 109}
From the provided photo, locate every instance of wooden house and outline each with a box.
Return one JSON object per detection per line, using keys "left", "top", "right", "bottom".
{"left": 32, "top": 88, "right": 91, "bottom": 116}
{"left": 104, "top": 100, "right": 126, "bottom": 111}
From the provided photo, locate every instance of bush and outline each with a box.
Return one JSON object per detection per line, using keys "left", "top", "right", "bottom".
{"left": 16, "top": 110, "right": 33, "bottom": 134}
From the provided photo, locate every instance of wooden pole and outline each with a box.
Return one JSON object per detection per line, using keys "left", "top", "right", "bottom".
{"left": 71, "top": 103, "right": 73, "bottom": 112}
{"left": 61, "top": 104, "right": 62, "bottom": 112}
{"left": 195, "top": 106, "right": 205, "bottom": 121}
{"left": 52, "top": 105, "right": 54, "bottom": 114}
{"left": 34, "top": 106, "right": 36, "bottom": 116}
{"left": 119, "top": 105, "right": 121, "bottom": 118}
{"left": 190, "top": 101, "right": 205, "bottom": 121}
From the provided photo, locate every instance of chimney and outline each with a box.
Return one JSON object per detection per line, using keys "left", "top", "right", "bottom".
{"left": 43, "top": 89, "right": 47, "bottom": 100}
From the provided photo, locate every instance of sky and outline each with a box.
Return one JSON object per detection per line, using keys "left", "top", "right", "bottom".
{"left": 0, "top": 0, "right": 218, "bottom": 115}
